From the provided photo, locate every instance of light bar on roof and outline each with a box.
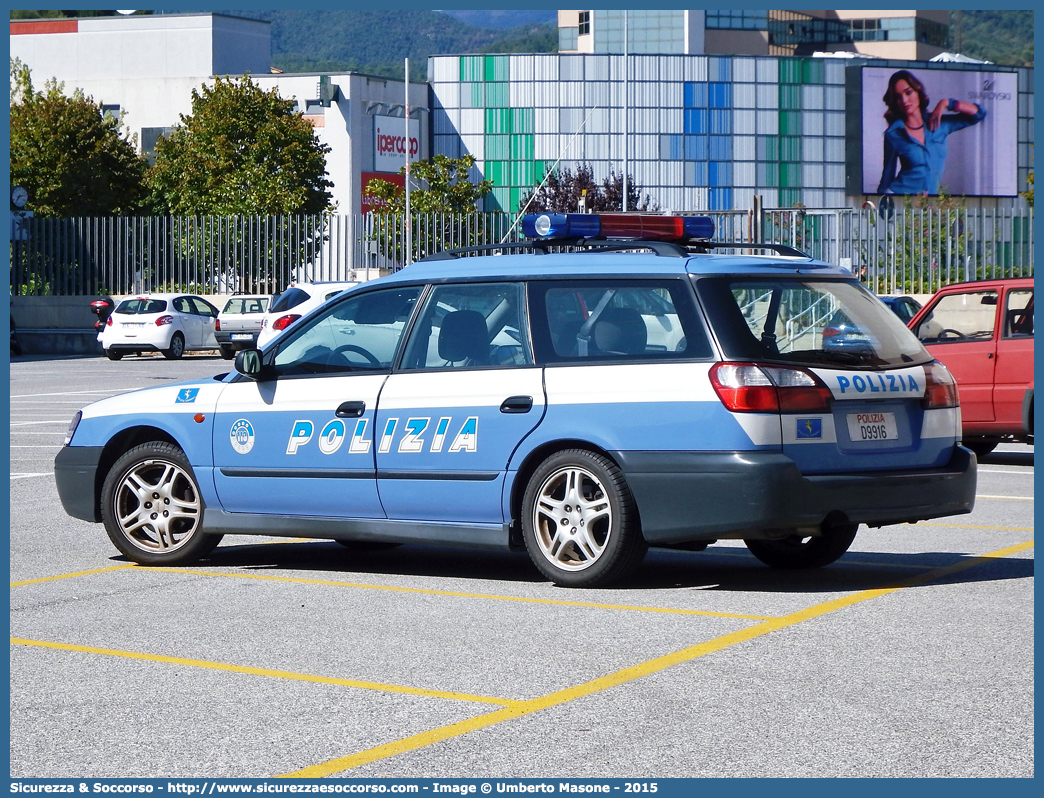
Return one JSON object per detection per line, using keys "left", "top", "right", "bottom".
{"left": 522, "top": 213, "right": 715, "bottom": 243}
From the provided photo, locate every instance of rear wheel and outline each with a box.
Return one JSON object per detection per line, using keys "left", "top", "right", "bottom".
{"left": 219, "top": 345, "right": 236, "bottom": 360}
{"left": 100, "top": 441, "right": 222, "bottom": 565}
{"left": 105, "top": 350, "right": 123, "bottom": 361}
{"left": 163, "top": 332, "right": 185, "bottom": 360}
{"left": 744, "top": 523, "right": 858, "bottom": 569}
{"left": 522, "top": 449, "right": 647, "bottom": 587}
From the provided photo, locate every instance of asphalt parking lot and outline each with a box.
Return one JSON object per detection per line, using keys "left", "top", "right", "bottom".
{"left": 9, "top": 352, "right": 1034, "bottom": 779}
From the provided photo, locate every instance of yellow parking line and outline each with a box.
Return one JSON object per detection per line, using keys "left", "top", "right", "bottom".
{"left": 9, "top": 637, "right": 520, "bottom": 707}
{"left": 133, "top": 566, "right": 777, "bottom": 621}
{"left": 10, "top": 564, "right": 135, "bottom": 588}
{"left": 279, "top": 539, "right": 1033, "bottom": 778}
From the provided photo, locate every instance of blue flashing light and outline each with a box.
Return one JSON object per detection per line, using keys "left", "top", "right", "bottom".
{"left": 522, "top": 213, "right": 601, "bottom": 240}
{"left": 521, "top": 212, "right": 717, "bottom": 242}
{"left": 683, "top": 215, "right": 716, "bottom": 240}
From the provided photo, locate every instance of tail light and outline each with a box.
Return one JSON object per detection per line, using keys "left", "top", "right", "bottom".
{"left": 922, "top": 361, "right": 959, "bottom": 409}
{"left": 155, "top": 315, "right": 174, "bottom": 326}
{"left": 822, "top": 326, "right": 840, "bottom": 339}
{"left": 214, "top": 319, "right": 222, "bottom": 331}
{"left": 710, "top": 362, "right": 832, "bottom": 413}
{"left": 106, "top": 316, "right": 113, "bottom": 327}
{"left": 272, "top": 314, "right": 301, "bottom": 332}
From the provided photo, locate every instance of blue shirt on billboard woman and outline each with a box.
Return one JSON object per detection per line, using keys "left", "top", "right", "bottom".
{"left": 877, "top": 69, "right": 986, "bottom": 195}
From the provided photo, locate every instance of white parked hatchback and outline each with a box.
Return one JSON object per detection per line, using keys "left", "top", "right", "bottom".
{"left": 255, "top": 282, "right": 357, "bottom": 349}
{"left": 99, "top": 293, "right": 220, "bottom": 360}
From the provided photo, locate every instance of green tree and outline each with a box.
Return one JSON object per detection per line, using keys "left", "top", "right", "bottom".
{"left": 518, "top": 163, "right": 657, "bottom": 214}
{"left": 148, "top": 75, "right": 333, "bottom": 216}
{"left": 362, "top": 155, "right": 494, "bottom": 265}
{"left": 9, "top": 58, "right": 148, "bottom": 216}
{"left": 362, "top": 154, "right": 492, "bottom": 214}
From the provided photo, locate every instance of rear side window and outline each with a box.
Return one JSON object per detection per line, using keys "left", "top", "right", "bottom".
{"left": 1004, "top": 289, "right": 1033, "bottom": 338}
{"left": 269, "top": 287, "right": 310, "bottom": 313}
{"left": 116, "top": 299, "right": 166, "bottom": 314}
{"left": 529, "top": 279, "right": 711, "bottom": 363}
{"left": 698, "top": 277, "right": 929, "bottom": 368}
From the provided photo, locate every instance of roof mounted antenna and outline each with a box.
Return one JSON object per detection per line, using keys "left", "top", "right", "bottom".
{"left": 500, "top": 105, "right": 600, "bottom": 245}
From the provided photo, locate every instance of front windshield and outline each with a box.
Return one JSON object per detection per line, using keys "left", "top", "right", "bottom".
{"left": 696, "top": 277, "right": 930, "bottom": 368}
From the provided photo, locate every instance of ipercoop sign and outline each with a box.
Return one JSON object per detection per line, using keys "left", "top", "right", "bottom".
{"left": 374, "top": 115, "right": 421, "bottom": 173}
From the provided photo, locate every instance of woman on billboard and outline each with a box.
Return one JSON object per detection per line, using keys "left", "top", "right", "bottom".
{"left": 877, "top": 70, "right": 986, "bottom": 195}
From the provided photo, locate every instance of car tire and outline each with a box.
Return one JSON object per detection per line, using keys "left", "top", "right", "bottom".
{"left": 521, "top": 449, "right": 647, "bottom": 587}
{"left": 105, "top": 350, "right": 123, "bottom": 361}
{"left": 163, "top": 332, "right": 185, "bottom": 360}
{"left": 744, "top": 523, "right": 858, "bottom": 569}
{"left": 219, "top": 345, "right": 236, "bottom": 360}
{"left": 964, "top": 440, "right": 997, "bottom": 458}
{"left": 100, "top": 441, "right": 222, "bottom": 565}
{"left": 334, "top": 540, "right": 402, "bottom": 552}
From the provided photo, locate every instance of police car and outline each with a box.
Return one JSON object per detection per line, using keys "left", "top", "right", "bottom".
{"left": 55, "top": 213, "right": 976, "bottom": 587}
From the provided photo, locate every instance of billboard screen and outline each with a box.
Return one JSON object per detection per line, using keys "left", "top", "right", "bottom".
{"left": 861, "top": 67, "right": 1018, "bottom": 197}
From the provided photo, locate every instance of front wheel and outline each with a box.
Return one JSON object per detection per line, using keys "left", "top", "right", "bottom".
{"left": 521, "top": 449, "right": 647, "bottom": 587}
{"left": 163, "top": 332, "right": 185, "bottom": 360}
{"left": 100, "top": 441, "right": 222, "bottom": 565}
{"left": 744, "top": 523, "right": 858, "bottom": 569}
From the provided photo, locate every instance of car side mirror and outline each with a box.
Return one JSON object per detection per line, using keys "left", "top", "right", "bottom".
{"left": 235, "top": 349, "right": 272, "bottom": 380}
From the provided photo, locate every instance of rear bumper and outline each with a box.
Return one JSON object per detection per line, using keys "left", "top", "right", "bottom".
{"left": 215, "top": 331, "right": 260, "bottom": 347}
{"left": 54, "top": 445, "right": 105, "bottom": 522}
{"left": 613, "top": 446, "right": 977, "bottom": 544}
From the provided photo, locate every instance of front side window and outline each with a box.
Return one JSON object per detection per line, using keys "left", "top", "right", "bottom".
{"left": 698, "top": 277, "right": 929, "bottom": 368}
{"left": 272, "top": 287, "right": 421, "bottom": 376}
{"left": 530, "top": 279, "right": 711, "bottom": 363}
{"left": 915, "top": 290, "right": 999, "bottom": 344}
{"left": 1004, "top": 289, "right": 1034, "bottom": 338}
{"left": 400, "top": 282, "right": 532, "bottom": 370}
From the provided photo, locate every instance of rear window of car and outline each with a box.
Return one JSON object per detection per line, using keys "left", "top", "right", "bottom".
{"left": 222, "top": 297, "right": 270, "bottom": 314}
{"left": 115, "top": 299, "right": 166, "bottom": 314}
{"left": 269, "top": 287, "right": 310, "bottom": 313}
{"left": 696, "top": 277, "right": 930, "bottom": 368}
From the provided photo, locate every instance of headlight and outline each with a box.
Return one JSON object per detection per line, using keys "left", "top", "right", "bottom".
{"left": 64, "top": 411, "right": 82, "bottom": 446}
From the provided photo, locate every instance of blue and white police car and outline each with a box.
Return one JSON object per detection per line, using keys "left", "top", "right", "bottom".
{"left": 55, "top": 213, "right": 976, "bottom": 587}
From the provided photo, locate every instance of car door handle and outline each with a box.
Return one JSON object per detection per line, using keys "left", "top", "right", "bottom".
{"left": 500, "top": 395, "right": 533, "bottom": 414}
{"left": 335, "top": 401, "right": 366, "bottom": 418}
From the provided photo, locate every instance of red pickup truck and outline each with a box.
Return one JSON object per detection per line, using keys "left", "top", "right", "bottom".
{"left": 909, "top": 277, "right": 1034, "bottom": 457}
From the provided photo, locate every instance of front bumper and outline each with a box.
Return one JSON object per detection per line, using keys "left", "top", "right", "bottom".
{"left": 55, "top": 445, "right": 105, "bottom": 522}
{"left": 613, "top": 446, "right": 977, "bottom": 544}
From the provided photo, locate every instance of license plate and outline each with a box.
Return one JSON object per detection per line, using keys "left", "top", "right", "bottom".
{"left": 847, "top": 412, "right": 898, "bottom": 442}
{"left": 123, "top": 322, "right": 145, "bottom": 328}
{"left": 231, "top": 333, "right": 254, "bottom": 341}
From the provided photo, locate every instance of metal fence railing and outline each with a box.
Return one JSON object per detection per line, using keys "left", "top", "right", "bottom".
{"left": 9, "top": 206, "right": 1033, "bottom": 297}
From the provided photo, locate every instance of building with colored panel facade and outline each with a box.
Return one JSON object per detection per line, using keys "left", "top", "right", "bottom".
{"left": 559, "top": 9, "right": 952, "bottom": 61}
{"left": 429, "top": 52, "right": 1033, "bottom": 213}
